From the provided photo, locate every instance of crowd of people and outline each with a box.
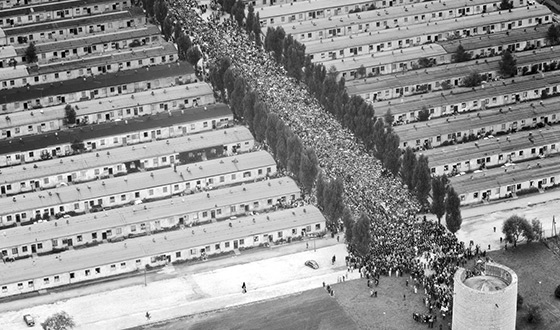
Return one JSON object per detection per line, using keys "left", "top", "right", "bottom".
{"left": 163, "top": 0, "right": 484, "bottom": 324}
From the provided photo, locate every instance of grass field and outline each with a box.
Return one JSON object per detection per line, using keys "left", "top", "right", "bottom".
{"left": 134, "top": 242, "right": 560, "bottom": 330}
{"left": 137, "top": 275, "right": 440, "bottom": 330}
{"left": 489, "top": 241, "right": 560, "bottom": 330}
{"left": 137, "top": 288, "right": 358, "bottom": 330}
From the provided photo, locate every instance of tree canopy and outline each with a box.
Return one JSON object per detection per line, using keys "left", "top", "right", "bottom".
{"left": 498, "top": 0, "right": 513, "bottom": 10}
{"left": 413, "top": 154, "right": 431, "bottom": 207}
{"left": 546, "top": 24, "right": 560, "bottom": 46}
{"left": 65, "top": 104, "right": 76, "bottom": 125}
{"left": 499, "top": 51, "right": 517, "bottom": 78}
{"left": 445, "top": 187, "right": 462, "bottom": 233}
{"left": 400, "top": 147, "right": 417, "bottom": 189}
{"left": 25, "top": 42, "right": 38, "bottom": 64}
{"left": 41, "top": 311, "right": 75, "bottom": 330}
{"left": 502, "top": 215, "right": 534, "bottom": 247}
{"left": 342, "top": 207, "right": 354, "bottom": 244}
{"left": 453, "top": 44, "right": 471, "bottom": 63}
{"left": 431, "top": 175, "right": 448, "bottom": 224}
{"left": 351, "top": 213, "right": 371, "bottom": 257}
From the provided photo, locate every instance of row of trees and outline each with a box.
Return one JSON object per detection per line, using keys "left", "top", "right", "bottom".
{"left": 400, "top": 150, "right": 462, "bottom": 232}
{"left": 140, "top": 0, "right": 202, "bottom": 65}
{"left": 260, "top": 26, "right": 465, "bottom": 233}
{"left": 209, "top": 56, "right": 320, "bottom": 195}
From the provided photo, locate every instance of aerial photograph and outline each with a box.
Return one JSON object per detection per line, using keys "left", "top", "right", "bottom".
{"left": 1, "top": 0, "right": 560, "bottom": 329}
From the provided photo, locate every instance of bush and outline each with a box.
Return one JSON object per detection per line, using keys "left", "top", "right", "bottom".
{"left": 527, "top": 304, "right": 543, "bottom": 324}
{"left": 517, "top": 293, "right": 524, "bottom": 310}
{"left": 555, "top": 284, "right": 560, "bottom": 299}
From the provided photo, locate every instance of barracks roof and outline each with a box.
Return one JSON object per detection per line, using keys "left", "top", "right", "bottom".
{"left": 0, "top": 151, "right": 276, "bottom": 216}
{"left": 0, "top": 177, "right": 300, "bottom": 249}
{"left": 0, "top": 126, "right": 252, "bottom": 184}
{"left": 0, "top": 61, "right": 195, "bottom": 104}
{"left": 0, "top": 206, "right": 324, "bottom": 284}
{"left": 0, "top": 103, "right": 232, "bottom": 155}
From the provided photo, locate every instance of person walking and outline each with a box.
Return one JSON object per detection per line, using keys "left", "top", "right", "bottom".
{"left": 242, "top": 282, "right": 247, "bottom": 293}
{"left": 145, "top": 312, "right": 151, "bottom": 320}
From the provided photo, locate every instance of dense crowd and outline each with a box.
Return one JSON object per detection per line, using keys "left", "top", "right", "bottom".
{"left": 164, "top": 0, "right": 475, "bottom": 322}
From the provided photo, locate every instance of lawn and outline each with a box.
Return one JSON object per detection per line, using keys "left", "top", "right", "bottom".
{"left": 135, "top": 288, "right": 358, "bottom": 330}
{"left": 132, "top": 242, "right": 560, "bottom": 330}
{"left": 489, "top": 241, "right": 560, "bottom": 330}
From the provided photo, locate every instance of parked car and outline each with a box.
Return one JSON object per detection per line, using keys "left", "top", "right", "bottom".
{"left": 23, "top": 314, "right": 35, "bottom": 326}
{"left": 305, "top": 260, "right": 319, "bottom": 269}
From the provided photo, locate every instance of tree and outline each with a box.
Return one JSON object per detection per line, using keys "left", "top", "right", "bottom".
{"left": 25, "top": 42, "right": 38, "bottom": 63}
{"left": 223, "top": 67, "right": 236, "bottom": 100}
{"left": 231, "top": 0, "right": 245, "bottom": 27}
{"left": 41, "top": 311, "right": 75, "bottom": 330}
{"left": 209, "top": 57, "right": 231, "bottom": 96}
{"left": 186, "top": 46, "right": 202, "bottom": 66}
{"left": 502, "top": 215, "right": 534, "bottom": 247}
{"left": 162, "top": 17, "right": 174, "bottom": 41}
{"left": 371, "top": 118, "right": 386, "bottom": 160}
{"left": 418, "top": 57, "right": 433, "bottom": 68}
{"left": 253, "top": 13, "right": 262, "bottom": 47}
{"left": 265, "top": 113, "right": 280, "bottom": 153}
{"left": 418, "top": 106, "right": 430, "bottom": 121}
{"left": 384, "top": 109, "right": 394, "bottom": 127}
{"left": 173, "top": 23, "right": 182, "bottom": 42}
{"left": 356, "top": 64, "right": 366, "bottom": 78}
{"left": 229, "top": 76, "right": 246, "bottom": 119}
{"left": 246, "top": 4, "right": 255, "bottom": 33}
{"left": 453, "top": 44, "right": 471, "bottom": 63}
{"left": 252, "top": 101, "right": 268, "bottom": 142}
{"left": 286, "top": 134, "right": 303, "bottom": 175}
{"left": 412, "top": 154, "right": 431, "bottom": 207}
{"left": 223, "top": 0, "right": 236, "bottom": 13}
{"left": 316, "top": 172, "right": 326, "bottom": 210}
{"left": 299, "top": 147, "right": 318, "bottom": 194}
{"left": 70, "top": 140, "right": 85, "bottom": 153}
{"left": 143, "top": 0, "right": 155, "bottom": 17}
{"left": 153, "top": 0, "right": 168, "bottom": 28}
{"left": 242, "top": 90, "right": 256, "bottom": 124}
{"left": 499, "top": 0, "right": 513, "bottom": 10}
{"left": 400, "top": 147, "right": 416, "bottom": 189}
{"left": 323, "top": 177, "right": 344, "bottom": 231}
{"left": 431, "top": 175, "right": 448, "bottom": 224}
{"left": 275, "top": 122, "right": 288, "bottom": 168}
{"left": 499, "top": 51, "right": 517, "bottom": 78}
{"left": 383, "top": 131, "right": 401, "bottom": 176}
{"left": 526, "top": 304, "right": 543, "bottom": 324}
{"left": 531, "top": 218, "right": 542, "bottom": 241}
{"left": 65, "top": 104, "right": 76, "bottom": 125}
{"left": 341, "top": 207, "right": 354, "bottom": 244}
{"left": 546, "top": 24, "right": 560, "bottom": 46}
{"left": 264, "top": 26, "right": 286, "bottom": 63}
{"left": 284, "top": 38, "right": 306, "bottom": 82}
{"left": 462, "top": 72, "right": 483, "bottom": 87}
{"left": 445, "top": 187, "right": 462, "bottom": 234}
{"left": 177, "top": 34, "right": 192, "bottom": 61}
{"left": 351, "top": 213, "right": 371, "bottom": 257}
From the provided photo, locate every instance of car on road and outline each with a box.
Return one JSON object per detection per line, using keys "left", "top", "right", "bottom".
{"left": 23, "top": 314, "right": 35, "bottom": 326}
{"left": 305, "top": 260, "right": 319, "bottom": 269}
